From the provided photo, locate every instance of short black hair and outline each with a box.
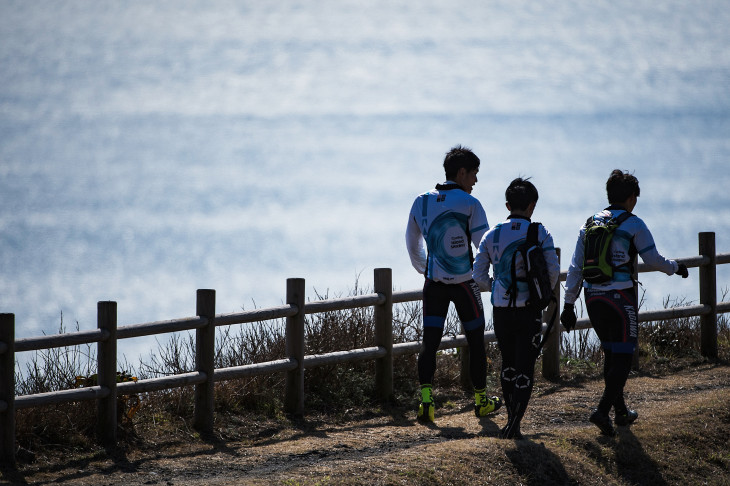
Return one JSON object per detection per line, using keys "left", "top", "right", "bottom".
{"left": 443, "top": 145, "right": 480, "bottom": 180}
{"left": 505, "top": 177, "right": 538, "bottom": 211}
{"left": 606, "top": 170, "right": 640, "bottom": 204}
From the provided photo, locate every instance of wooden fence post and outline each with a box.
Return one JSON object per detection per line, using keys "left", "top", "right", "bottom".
{"left": 97, "top": 301, "right": 117, "bottom": 445}
{"left": 0, "top": 314, "right": 16, "bottom": 467}
{"left": 194, "top": 289, "right": 216, "bottom": 434}
{"left": 542, "top": 248, "right": 561, "bottom": 379}
{"left": 374, "top": 268, "right": 394, "bottom": 402}
{"left": 285, "top": 278, "right": 305, "bottom": 416}
{"left": 699, "top": 232, "right": 718, "bottom": 359}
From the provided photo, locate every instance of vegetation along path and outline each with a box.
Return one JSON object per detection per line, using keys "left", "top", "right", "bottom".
{"left": 3, "top": 361, "right": 729, "bottom": 485}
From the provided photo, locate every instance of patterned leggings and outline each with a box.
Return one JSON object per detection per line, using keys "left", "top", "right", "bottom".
{"left": 493, "top": 306, "right": 543, "bottom": 426}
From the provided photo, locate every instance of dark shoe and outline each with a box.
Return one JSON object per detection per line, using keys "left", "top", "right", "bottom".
{"left": 589, "top": 410, "right": 616, "bottom": 437}
{"left": 499, "top": 422, "right": 523, "bottom": 440}
{"left": 615, "top": 409, "right": 638, "bottom": 426}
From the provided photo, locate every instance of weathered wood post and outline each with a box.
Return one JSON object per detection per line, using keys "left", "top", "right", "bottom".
{"left": 374, "top": 268, "right": 394, "bottom": 402}
{"left": 0, "top": 313, "right": 16, "bottom": 467}
{"left": 97, "top": 301, "right": 118, "bottom": 445}
{"left": 285, "top": 278, "right": 306, "bottom": 416}
{"left": 194, "top": 289, "right": 216, "bottom": 434}
{"left": 699, "top": 232, "right": 718, "bottom": 359}
{"left": 542, "top": 248, "right": 561, "bottom": 379}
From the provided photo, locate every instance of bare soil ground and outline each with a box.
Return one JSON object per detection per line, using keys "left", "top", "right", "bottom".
{"left": 3, "top": 361, "right": 730, "bottom": 485}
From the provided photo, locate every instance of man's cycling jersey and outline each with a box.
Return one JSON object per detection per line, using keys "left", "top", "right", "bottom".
{"left": 564, "top": 206, "right": 679, "bottom": 305}
{"left": 473, "top": 217, "right": 560, "bottom": 307}
{"left": 405, "top": 182, "right": 489, "bottom": 284}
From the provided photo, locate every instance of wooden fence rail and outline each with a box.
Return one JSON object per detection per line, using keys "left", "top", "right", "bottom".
{"left": 1, "top": 232, "right": 729, "bottom": 465}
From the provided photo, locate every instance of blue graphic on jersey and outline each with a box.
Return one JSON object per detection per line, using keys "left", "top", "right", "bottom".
{"left": 607, "top": 228, "right": 633, "bottom": 283}
{"left": 425, "top": 211, "right": 471, "bottom": 276}
{"left": 493, "top": 239, "right": 529, "bottom": 296}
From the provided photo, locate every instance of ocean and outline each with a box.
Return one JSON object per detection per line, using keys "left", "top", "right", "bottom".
{"left": 1, "top": 0, "right": 729, "bottom": 367}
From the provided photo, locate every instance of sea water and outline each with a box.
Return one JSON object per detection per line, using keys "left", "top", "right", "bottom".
{"left": 1, "top": 0, "right": 729, "bottom": 368}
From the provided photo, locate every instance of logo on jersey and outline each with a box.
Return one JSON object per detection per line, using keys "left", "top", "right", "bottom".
{"left": 511, "top": 222, "right": 522, "bottom": 230}
{"left": 450, "top": 235, "right": 466, "bottom": 250}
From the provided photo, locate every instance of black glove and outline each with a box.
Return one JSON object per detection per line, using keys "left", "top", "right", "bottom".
{"left": 676, "top": 263, "right": 689, "bottom": 278}
{"left": 560, "top": 303, "right": 577, "bottom": 332}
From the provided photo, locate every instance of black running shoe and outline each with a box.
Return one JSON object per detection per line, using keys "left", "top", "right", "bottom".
{"left": 589, "top": 410, "right": 616, "bottom": 437}
{"left": 499, "top": 422, "right": 523, "bottom": 440}
{"left": 614, "top": 409, "right": 638, "bottom": 426}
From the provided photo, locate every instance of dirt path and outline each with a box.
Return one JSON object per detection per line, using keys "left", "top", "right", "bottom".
{"left": 5, "top": 363, "right": 730, "bottom": 485}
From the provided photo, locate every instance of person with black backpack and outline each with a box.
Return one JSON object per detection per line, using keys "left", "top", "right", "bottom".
{"left": 561, "top": 169, "right": 689, "bottom": 437}
{"left": 473, "top": 178, "right": 560, "bottom": 439}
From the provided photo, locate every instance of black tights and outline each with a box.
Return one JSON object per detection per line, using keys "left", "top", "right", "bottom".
{"left": 493, "top": 307, "right": 542, "bottom": 427}
{"left": 585, "top": 287, "right": 638, "bottom": 416}
{"left": 418, "top": 325, "right": 487, "bottom": 390}
{"left": 598, "top": 349, "right": 633, "bottom": 415}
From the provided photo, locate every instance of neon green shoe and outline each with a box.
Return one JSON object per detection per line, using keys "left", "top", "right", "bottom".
{"left": 418, "top": 401, "right": 435, "bottom": 423}
{"left": 417, "top": 384, "right": 435, "bottom": 422}
{"left": 474, "top": 389, "right": 503, "bottom": 417}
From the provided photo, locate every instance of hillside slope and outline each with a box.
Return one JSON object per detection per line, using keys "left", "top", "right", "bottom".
{"left": 3, "top": 362, "right": 729, "bottom": 485}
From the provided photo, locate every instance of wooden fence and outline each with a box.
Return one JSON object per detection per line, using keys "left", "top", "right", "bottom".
{"left": 1, "top": 232, "right": 729, "bottom": 466}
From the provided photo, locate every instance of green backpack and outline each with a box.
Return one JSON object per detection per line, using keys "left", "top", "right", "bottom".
{"left": 582, "top": 211, "right": 634, "bottom": 284}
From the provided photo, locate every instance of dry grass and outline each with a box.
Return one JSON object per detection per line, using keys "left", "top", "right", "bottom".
{"left": 5, "top": 290, "right": 730, "bottom": 485}
{"left": 5, "top": 359, "right": 728, "bottom": 485}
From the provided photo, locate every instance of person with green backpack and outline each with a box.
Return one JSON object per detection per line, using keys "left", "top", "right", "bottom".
{"left": 561, "top": 169, "right": 689, "bottom": 437}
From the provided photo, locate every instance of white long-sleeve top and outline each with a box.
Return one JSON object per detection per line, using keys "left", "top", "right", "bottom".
{"left": 563, "top": 207, "right": 679, "bottom": 305}
{"left": 473, "top": 216, "right": 560, "bottom": 307}
{"left": 405, "top": 182, "right": 489, "bottom": 284}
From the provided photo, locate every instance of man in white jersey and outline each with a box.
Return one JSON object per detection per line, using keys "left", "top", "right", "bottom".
{"left": 473, "top": 178, "right": 560, "bottom": 439}
{"left": 561, "top": 170, "right": 689, "bottom": 436}
{"left": 405, "top": 145, "right": 502, "bottom": 422}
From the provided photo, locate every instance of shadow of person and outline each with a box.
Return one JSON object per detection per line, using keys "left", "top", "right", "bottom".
{"left": 612, "top": 427, "right": 669, "bottom": 486}
{"left": 505, "top": 438, "right": 576, "bottom": 486}
{"left": 476, "top": 415, "right": 505, "bottom": 438}
{"left": 1, "top": 464, "right": 29, "bottom": 485}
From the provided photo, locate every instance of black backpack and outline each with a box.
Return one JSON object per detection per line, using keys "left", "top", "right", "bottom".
{"left": 582, "top": 211, "right": 634, "bottom": 284}
{"left": 508, "top": 222, "right": 557, "bottom": 352}
{"left": 508, "top": 222, "right": 553, "bottom": 311}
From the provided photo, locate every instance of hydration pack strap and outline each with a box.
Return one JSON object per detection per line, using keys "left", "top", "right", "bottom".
{"left": 533, "top": 222, "right": 557, "bottom": 350}
{"left": 508, "top": 251, "right": 519, "bottom": 307}
{"left": 526, "top": 221, "right": 539, "bottom": 246}
{"left": 536, "top": 302, "right": 559, "bottom": 353}
{"left": 524, "top": 222, "right": 558, "bottom": 352}
{"left": 609, "top": 211, "right": 635, "bottom": 274}
{"left": 585, "top": 209, "right": 634, "bottom": 228}
{"left": 507, "top": 222, "right": 539, "bottom": 308}
{"left": 612, "top": 211, "right": 634, "bottom": 226}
